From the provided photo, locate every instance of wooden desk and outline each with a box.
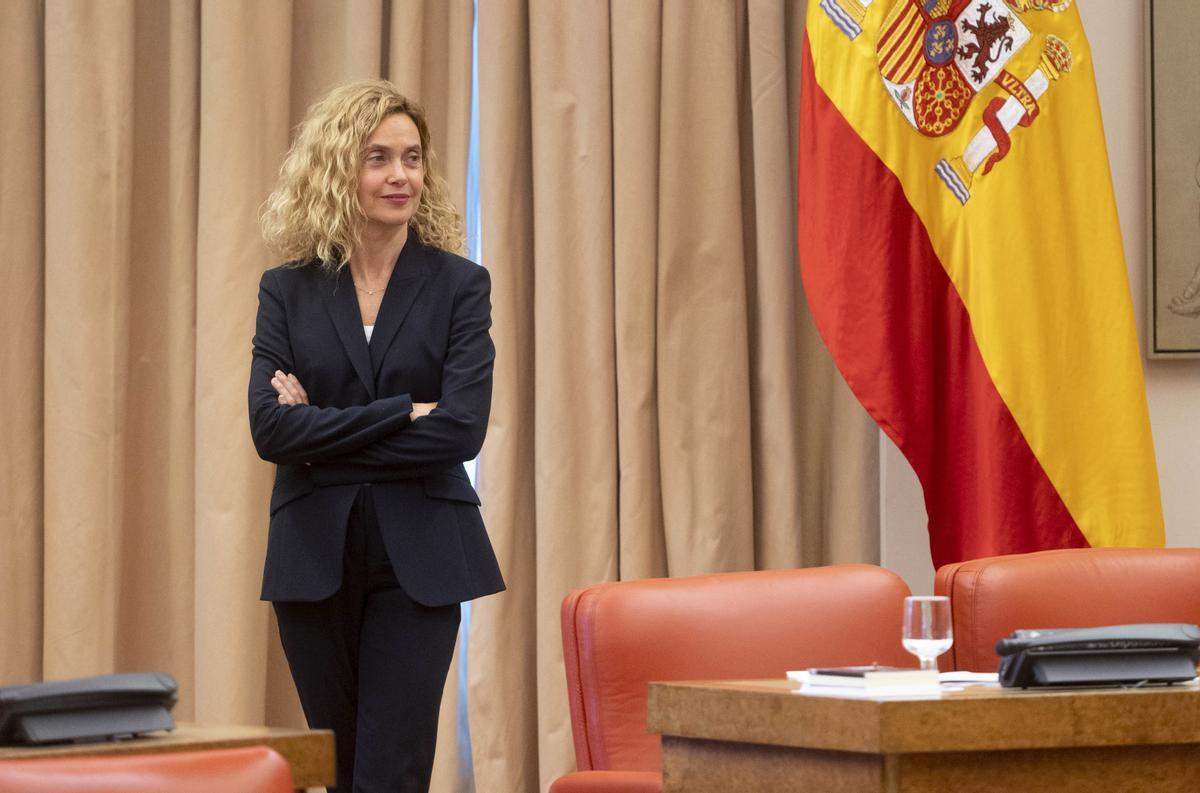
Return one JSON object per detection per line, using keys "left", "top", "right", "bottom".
{"left": 647, "top": 679, "right": 1200, "bottom": 792}
{"left": 0, "top": 723, "right": 335, "bottom": 791}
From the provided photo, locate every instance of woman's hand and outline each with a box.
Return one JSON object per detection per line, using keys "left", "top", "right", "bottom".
{"left": 272, "top": 370, "right": 310, "bottom": 406}
{"left": 411, "top": 402, "right": 437, "bottom": 421}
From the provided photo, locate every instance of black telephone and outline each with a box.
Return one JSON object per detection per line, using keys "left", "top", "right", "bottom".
{"left": 996, "top": 623, "right": 1200, "bottom": 688}
{"left": 0, "top": 672, "right": 177, "bottom": 745}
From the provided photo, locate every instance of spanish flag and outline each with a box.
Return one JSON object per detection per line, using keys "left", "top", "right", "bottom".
{"left": 799, "top": 0, "right": 1164, "bottom": 568}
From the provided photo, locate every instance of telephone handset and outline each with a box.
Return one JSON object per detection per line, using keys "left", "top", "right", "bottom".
{"left": 995, "top": 623, "right": 1200, "bottom": 688}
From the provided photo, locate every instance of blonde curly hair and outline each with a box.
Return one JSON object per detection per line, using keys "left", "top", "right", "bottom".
{"left": 261, "top": 79, "right": 464, "bottom": 266}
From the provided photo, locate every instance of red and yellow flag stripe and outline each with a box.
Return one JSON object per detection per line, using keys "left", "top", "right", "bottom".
{"left": 799, "top": 0, "right": 1163, "bottom": 567}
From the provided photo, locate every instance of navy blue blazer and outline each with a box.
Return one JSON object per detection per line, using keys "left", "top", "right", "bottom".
{"left": 248, "top": 235, "right": 505, "bottom": 605}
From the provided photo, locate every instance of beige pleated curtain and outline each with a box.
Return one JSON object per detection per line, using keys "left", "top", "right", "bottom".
{"left": 470, "top": 2, "right": 876, "bottom": 790}
{"left": 1, "top": 1, "right": 875, "bottom": 792}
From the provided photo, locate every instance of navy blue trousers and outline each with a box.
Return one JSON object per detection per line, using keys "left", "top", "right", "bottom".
{"left": 274, "top": 487, "right": 461, "bottom": 793}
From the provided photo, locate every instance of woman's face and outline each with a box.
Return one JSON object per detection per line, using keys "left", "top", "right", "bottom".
{"left": 357, "top": 113, "right": 425, "bottom": 232}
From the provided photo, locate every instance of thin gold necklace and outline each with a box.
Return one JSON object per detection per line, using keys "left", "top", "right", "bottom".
{"left": 355, "top": 283, "right": 386, "bottom": 297}
{"left": 352, "top": 271, "right": 389, "bottom": 296}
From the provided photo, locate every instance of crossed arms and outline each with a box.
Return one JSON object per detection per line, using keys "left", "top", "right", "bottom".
{"left": 247, "top": 265, "right": 494, "bottom": 479}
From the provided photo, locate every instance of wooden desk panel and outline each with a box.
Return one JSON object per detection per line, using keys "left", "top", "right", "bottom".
{"left": 0, "top": 723, "right": 335, "bottom": 791}
{"left": 648, "top": 679, "right": 1200, "bottom": 793}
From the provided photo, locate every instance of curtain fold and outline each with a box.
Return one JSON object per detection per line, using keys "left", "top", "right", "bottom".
{"left": 745, "top": 0, "right": 809, "bottom": 569}
{"left": 654, "top": 0, "right": 757, "bottom": 574}
{"left": 290, "top": 0, "right": 383, "bottom": 127}
{"left": 472, "top": 1, "right": 879, "bottom": 790}
{"left": 611, "top": 0, "right": 667, "bottom": 581}
{"left": 43, "top": 0, "right": 137, "bottom": 682}
{"left": 119, "top": 0, "right": 199, "bottom": 716}
{"left": 194, "top": 0, "right": 292, "bottom": 727}
{"left": 525, "top": 2, "right": 621, "bottom": 786}
{"left": 0, "top": 0, "right": 45, "bottom": 689}
{"left": 469, "top": 0, "right": 542, "bottom": 789}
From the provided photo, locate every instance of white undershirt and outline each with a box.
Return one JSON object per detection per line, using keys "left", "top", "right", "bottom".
{"left": 364, "top": 325, "right": 375, "bottom": 343}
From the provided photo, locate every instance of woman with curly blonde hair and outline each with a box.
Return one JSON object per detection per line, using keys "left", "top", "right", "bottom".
{"left": 249, "top": 79, "right": 504, "bottom": 793}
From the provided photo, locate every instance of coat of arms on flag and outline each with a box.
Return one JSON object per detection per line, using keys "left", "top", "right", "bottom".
{"left": 870, "top": 0, "right": 1075, "bottom": 203}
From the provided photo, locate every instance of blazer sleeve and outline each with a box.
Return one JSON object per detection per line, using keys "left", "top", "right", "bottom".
{"left": 308, "top": 263, "right": 493, "bottom": 483}
{"left": 248, "top": 268, "right": 414, "bottom": 466}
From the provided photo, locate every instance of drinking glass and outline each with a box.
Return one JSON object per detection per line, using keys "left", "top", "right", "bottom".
{"left": 902, "top": 596, "right": 953, "bottom": 671}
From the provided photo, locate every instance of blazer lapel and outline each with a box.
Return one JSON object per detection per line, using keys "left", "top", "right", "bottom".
{"left": 319, "top": 266, "right": 377, "bottom": 400}
{"left": 369, "top": 237, "right": 429, "bottom": 376}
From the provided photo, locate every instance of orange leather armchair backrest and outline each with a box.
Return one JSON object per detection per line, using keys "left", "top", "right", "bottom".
{"left": 561, "top": 565, "right": 913, "bottom": 773}
{"left": 936, "top": 547, "right": 1200, "bottom": 672}
{"left": 0, "top": 746, "right": 294, "bottom": 793}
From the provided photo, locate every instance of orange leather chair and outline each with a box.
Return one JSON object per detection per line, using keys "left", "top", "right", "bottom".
{"left": 936, "top": 547, "right": 1200, "bottom": 672}
{"left": 0, "top": 745, "right": 294, "bottom": 793}
{"left": 552, "top": 565, "right": 914, "bottom": 793}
